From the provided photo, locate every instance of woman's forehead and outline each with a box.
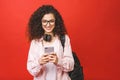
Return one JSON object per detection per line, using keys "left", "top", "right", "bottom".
{"left": 42, "top": 13, "right": 55, "bottom": 20}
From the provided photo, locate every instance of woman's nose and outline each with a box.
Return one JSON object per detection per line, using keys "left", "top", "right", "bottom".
{"left": 46, "top": 22, "right": 50, "bottom": 27}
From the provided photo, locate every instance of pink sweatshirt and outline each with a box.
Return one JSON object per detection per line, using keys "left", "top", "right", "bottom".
{"left": 27, "top": 35, "right": 74, "bottom": 80}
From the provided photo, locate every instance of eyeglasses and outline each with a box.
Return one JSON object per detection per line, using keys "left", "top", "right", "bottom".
{"left": 42, "top": 19, "right": 55, "bottom": 26}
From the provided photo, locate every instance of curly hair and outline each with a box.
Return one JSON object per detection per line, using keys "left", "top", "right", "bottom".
{"left": 27, "top": 5, "right": 67, "bottom": 41}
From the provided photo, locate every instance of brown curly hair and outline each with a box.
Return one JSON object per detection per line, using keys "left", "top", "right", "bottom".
{"left": 27, "top": 5, "right": 67, "bottom": 41}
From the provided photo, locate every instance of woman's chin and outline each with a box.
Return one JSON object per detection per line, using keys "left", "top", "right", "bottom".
{"left": 45, "top": 30, "right": 53, "bottom": 33}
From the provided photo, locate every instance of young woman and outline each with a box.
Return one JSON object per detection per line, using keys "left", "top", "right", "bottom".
{"left": 27, "top": 5, "right": 74, "bottom": 80}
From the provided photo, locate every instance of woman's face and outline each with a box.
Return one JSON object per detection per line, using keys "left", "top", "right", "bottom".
{"left": 42, "top": 13, "right": 55, "bottom": 34}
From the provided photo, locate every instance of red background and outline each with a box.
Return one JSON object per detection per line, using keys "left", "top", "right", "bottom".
{"left": 0, "top": 0, "right": 120, "bottom": 80}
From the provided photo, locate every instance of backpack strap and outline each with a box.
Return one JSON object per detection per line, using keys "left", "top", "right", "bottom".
{"left": 59, "top": 35, "right": 84, "bottom": 80}
{"left": 60, "top": 35, "right": 65, "bottom": 51}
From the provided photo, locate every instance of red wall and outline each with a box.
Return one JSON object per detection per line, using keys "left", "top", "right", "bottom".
{"left": 0, "top": 0, "right": 120, "bottom": 80}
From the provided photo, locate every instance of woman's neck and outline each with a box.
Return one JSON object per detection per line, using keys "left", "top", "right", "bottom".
{"left": 43, "top": 32, "right": 56, "bottom": 44}
{"left": 44, "top": 32, "right": 54, "bottom": 37}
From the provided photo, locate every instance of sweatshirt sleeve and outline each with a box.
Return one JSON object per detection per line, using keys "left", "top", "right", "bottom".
{"left": 27, "top": 40, "right": 43, "bottom": 77}
{"left": 57, "top": 35, "right": 74, "bottom": 72}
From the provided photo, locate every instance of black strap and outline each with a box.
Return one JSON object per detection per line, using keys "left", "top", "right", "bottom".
{"left": 59, "top": 35, "right": 84, "bottom": 80}
{"left": 60, "top": 35, "right": 65, "bottom": 51}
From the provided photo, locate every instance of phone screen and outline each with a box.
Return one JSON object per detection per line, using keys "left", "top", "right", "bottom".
{"left": 44, "top": 47, "right": 54, "bottom": 53}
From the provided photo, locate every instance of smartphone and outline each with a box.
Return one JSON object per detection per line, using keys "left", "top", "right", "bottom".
{"left": 44, "top": 47, "right": 54, "bottom": 53}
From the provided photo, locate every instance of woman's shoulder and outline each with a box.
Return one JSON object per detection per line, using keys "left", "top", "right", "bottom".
{"left": 65, "top": 34, "right": 69, "bottom": 38}
{"left": 31, "top": 38, "right": 43, "bottom": 44}
{"left": 65, "top": 34, "right": 70, "bottom": 41}
{"left": 55, "top": 34, "right": 70, "bottom": 41}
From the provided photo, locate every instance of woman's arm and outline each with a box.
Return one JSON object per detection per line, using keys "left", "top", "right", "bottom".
{"left": 27, "top": 40, "right": 43, "bottom": 77}
{"left": 58, "top": 35, "right": 74, "bottom": 72}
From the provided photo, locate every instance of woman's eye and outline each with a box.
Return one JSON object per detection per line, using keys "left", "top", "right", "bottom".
{"left": 42, "top": 20, "right": 47, "bottom": 23}
{"left": 50, "top": 20, "right": 55, "bottom": 23}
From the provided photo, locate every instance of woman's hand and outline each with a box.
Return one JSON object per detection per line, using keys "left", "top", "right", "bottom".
{"left": 48, "top": 53, "right": 58, "bottom": 65}
{"left": 38, "top": 54, "right": 49, "bottom": 65}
